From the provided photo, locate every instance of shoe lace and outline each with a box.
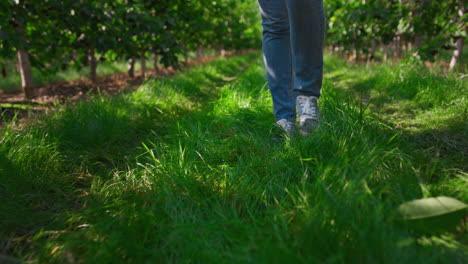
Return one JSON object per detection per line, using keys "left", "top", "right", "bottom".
{"left": 302, "top": 98, "right": 318, "bottom": 119}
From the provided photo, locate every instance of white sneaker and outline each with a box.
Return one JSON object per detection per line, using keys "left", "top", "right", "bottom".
{"left": 276, "top": 119, "right": 296, "bottom": 138}
{"left": 297, "top": 95, "right": 320, "bottom": 136}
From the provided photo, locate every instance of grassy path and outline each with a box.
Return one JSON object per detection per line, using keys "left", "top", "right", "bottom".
{"left": 325, "top": 56, "right": 467, "bottom": 200}
{"left": 1, "top": 53, "right": 466, "bottom": 263}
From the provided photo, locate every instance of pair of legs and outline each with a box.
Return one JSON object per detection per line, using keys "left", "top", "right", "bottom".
{"left": 258, "top": 0, "right": 325, "bottom": 125}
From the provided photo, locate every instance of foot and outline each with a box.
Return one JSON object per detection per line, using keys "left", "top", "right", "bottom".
{"left": 275, "top": 119, "right": 296, "bottom": 138}
{"left": 297, "top": 95, "right": 320, "bottom": 136}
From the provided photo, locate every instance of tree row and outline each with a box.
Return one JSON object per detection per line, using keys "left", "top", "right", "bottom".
{"left": 0, "top": 0, "right": 261, "bottom": 98}
{"left": 325, "top": 0, "right": 465, "bottom": 68}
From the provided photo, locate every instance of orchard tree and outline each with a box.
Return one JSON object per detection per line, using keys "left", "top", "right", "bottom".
{"left": 325, "top": 0, "right": 466, "bottom": 67}
{"left": 449, "top": 0, "right": 465, "bottom": 70}
{"left": 0, "top": 0, "right": 263, "bottom": 94}
{"left": 0, "top": 1, "right": 14, "bottom": 80}
{"left": 5, "top": 0, "right": 35, "bottom": 98}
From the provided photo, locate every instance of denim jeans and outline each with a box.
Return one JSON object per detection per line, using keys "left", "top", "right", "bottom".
{"left": 258, "top": 0, "right": 325, "bottom": 121}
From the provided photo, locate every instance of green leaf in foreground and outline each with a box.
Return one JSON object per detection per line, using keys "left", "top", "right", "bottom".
{"left": 397, "top": 196, "right": 467, "bottom": 234}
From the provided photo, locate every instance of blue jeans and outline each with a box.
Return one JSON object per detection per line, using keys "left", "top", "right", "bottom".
{"left": 258, "top": 0, "right": 325, "bottom": 121}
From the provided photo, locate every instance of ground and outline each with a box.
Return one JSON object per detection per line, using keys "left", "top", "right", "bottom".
{"left": 0, "top": 52, "right": 466, "bottom": 263}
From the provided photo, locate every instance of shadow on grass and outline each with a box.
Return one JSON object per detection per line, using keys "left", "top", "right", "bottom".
{"left": 0, "top": 148, "right": 81, "bottom": 259}
{"left": 332, "top": 62, "right": 467, "bottom": 189}
{"left": 349, "top": 88, "right": 467, "bottom": 179}
{"left": 400, "top": 114, "right": 468, "bottom": 179}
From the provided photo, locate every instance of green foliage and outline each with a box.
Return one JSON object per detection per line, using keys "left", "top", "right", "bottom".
{"left": 0, "top": 0, "right": 261, "bottom": 78}
{"left": 326, "top": 0, "right": 465, "bottom": 61}
{"left": 0, "top": 1, "right": 15, "bottom": 59}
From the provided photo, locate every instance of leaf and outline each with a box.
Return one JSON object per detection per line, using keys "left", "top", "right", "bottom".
{"left": 397, "top": 196, "right": 467, "bottom": 234}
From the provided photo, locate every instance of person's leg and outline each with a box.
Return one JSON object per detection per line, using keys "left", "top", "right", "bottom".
{"left": 286, "top": 0, "right": 325, "bottom": 135}
{"left": 285, "top": 0, "right": 325, "bottom": 97}
{"left": 258, "top": 0, "right": 295, "bottom": 122}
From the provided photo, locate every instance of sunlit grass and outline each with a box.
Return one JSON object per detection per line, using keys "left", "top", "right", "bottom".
{"left": 1, "top": 53, "right": 466, "bottom": 263}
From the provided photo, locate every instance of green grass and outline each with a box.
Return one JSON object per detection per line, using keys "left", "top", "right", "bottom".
{"left": 325, "top": 54, "right": 467, "bottom": 197}
{"left": 1, "top": 52, "right": 467, "bottom": 263}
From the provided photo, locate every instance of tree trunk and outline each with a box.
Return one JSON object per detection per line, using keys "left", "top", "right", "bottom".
{"left": 141, "top": 52, "right": 147, "bottom": 77}
{"left": 88, "top": 48, "right": 97, "bottom": 83}
{"left": 14, "top": 21, "right": 35, "bottom": 98}
{"left": 395, "top": 35, "right": 402, "bottom": 59}
{"left": 450, "top": 37, "right": 465, "bottom": 71}
{"left": 128, "top": 57, "right": 135, "bottom": 78}
{"left": 1, "top": 64, "right": 7, "bottom": 79}
{"left": 384, "top": 43, "right": 391, "bottom": 62}
{"left": 196, "top": 46, "right": 204, "bottom": 59}
{"left": 17, "top": 48, "right": 35, "bottom": 98}
{"left": 353, "top": 41, "right": 360, "bottom": 63}
{"left": 414, "top": 35, "right": 423, "bottom": 50}
{"left": 368, "top": 39, "right": 377, "bottom": 62}
{"left": 450, "top": 0, "right": 465, "bottom": 71}
{"left": 216, "top": 45, "right": 225, "bottom": 56}
{"left": 407, "top": 41, "right": 413, "bottom": 53}
{"left": 153, "top": 53, "right": 159, "bottom": 73}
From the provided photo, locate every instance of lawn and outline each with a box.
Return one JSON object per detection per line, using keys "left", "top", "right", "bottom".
{"left": 0, "top": 52, "right": 466, "bottom": 263}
